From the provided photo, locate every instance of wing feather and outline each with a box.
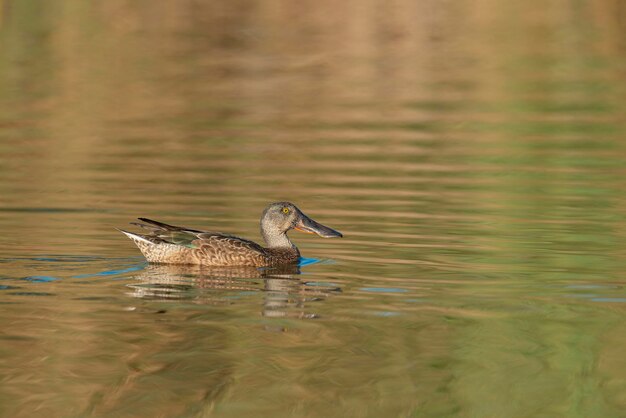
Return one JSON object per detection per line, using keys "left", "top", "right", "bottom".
{"left": 192, "top": 234, "right": 267, "bottom": 266}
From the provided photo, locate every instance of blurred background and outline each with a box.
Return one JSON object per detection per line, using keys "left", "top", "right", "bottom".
{"left": 1, "top": 1, "right": 626, "bottom": 417}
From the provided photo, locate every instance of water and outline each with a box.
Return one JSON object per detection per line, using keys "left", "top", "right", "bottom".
{"left": 1, "top": 1, "right": 626, "bottom": 417}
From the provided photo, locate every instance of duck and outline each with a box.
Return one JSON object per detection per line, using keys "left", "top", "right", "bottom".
{"left": 118, "top": 202, "right": 342, "bottom": 266}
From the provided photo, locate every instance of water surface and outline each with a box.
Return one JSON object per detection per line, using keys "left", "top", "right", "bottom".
{"left": 1, "top": 1, "right": 626, "bottom": 417}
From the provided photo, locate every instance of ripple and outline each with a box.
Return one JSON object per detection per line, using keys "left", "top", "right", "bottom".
{"left": 9, "top": 292, "right": 55, "bottom": 297}
{"left": 73, "top": 265, "right": 146, "bottom": 279}
{"left": 22, "top": 276, "right": 59, "bottom": 282}
{"left": 591, "top": 298, "right": 626, "bottom": 303}
{"left": 359, "top": 287, "right": 409, "bottom": 293}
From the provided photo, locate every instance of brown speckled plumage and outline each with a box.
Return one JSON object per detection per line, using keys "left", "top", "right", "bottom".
{"left": 119, "top": 202, "right": 342, "bottom": 267}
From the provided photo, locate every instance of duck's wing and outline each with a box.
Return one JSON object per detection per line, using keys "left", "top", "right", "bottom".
{"left": 132, "top": 218, "right": 268, "bottom": 265}
{"left": 192, "top": 232, "right": 268, "bottom": 265}
{"left": 131, "top": 217, "right": 203, "bottom": 242}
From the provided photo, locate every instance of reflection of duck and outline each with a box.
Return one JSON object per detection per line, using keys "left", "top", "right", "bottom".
{"left": 127, "top": 263, "right": 341, "bottom": 319}
{"left": 119, "top": 202, "right": 342, "bottom": 266}
{"left": 127, "top": 263, "right": 301, "bottom": 299}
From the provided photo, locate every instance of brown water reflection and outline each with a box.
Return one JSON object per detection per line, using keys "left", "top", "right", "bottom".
{"left": 2, "top": 0, "right": 626, "bottom": 417}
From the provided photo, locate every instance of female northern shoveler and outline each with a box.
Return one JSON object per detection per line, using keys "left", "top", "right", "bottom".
{"left": 118, "top": 202, "right": 342, "bottom": 266}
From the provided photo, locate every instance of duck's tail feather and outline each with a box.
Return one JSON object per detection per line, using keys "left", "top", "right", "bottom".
{"left": 135, "top": 218, "right": 203, "bottom": 233}
{"left": 116, "top": 228, "right": 155, "bottom": 245}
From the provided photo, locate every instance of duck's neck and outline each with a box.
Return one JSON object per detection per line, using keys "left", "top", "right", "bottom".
{"left": 261, "top": 227, "right": 295, "bottom": 249}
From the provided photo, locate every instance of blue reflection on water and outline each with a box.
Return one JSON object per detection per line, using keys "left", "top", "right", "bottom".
{"left": 22, "top": 276, "right": 59, "bottom": 282}
{"left": 299, "top": 257, "right": 321, "bottom": 266}
{"left": 373, "top": 311, "right": 401, "bottom": 317}
{"left": 10, "top": 292, "right": 55, "bottom": 296}
{"left": 305, "top": 281, "right": 340, "bottom": 287}
{"left": 2, "top": 255, "right": 146, "bottom": 282}
{"left": 565, "top": 284, "right": 620, "bottom": 289}
{"left": 73, "top": 265, "right": 146, "bottom": 279}
{"left": 591, "top": 297, "right": 626, "bottom": 303}
{"left": 360, "top": 287, "right": 408, "bottom": 293}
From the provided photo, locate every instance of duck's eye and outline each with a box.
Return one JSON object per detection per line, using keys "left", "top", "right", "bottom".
{"left": 282, "top": 207, "right": 290, "bottom": 214}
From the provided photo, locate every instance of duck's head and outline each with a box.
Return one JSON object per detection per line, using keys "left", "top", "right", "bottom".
{"left": 260, "top": 202, "right": 342, "bottom": 248}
